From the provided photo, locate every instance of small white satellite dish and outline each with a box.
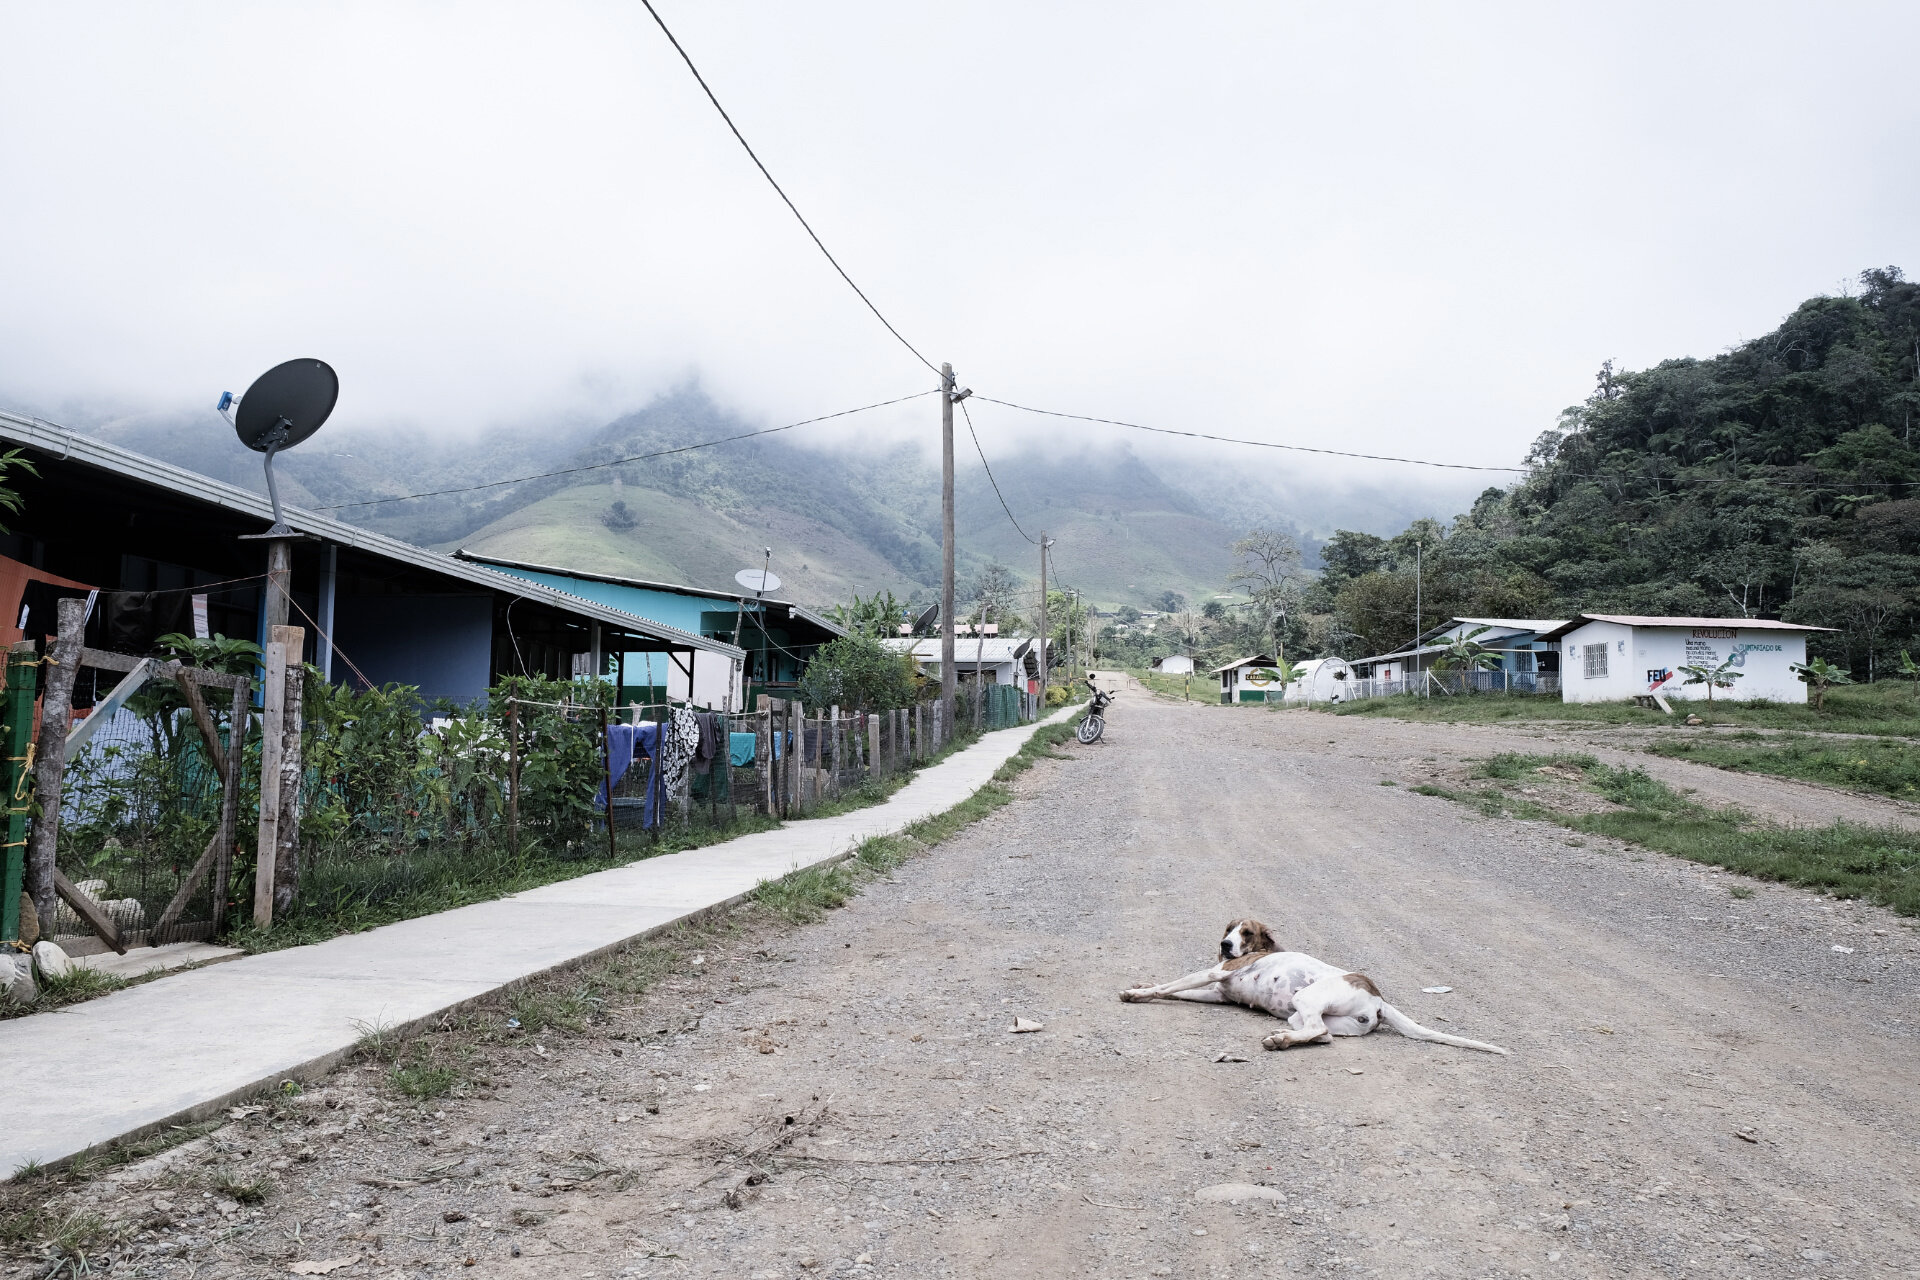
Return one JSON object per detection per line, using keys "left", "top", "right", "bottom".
{"left": 735, "top": 568, "right": 782, "bottom": 596}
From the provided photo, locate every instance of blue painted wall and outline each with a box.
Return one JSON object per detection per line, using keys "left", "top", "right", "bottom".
{"left": 334, "top": 593, "right": 493, "bottom": 705}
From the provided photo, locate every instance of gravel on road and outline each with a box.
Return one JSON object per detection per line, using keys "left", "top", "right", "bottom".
{"left": 12, "top": 680, "right": 1920, "bottom": 1279}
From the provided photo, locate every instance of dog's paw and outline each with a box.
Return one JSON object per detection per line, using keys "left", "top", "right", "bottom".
{"left": 1261, "top": 1031, "right": 1293, "bottom": 1051}
{"left": 1119, "top": 988, "right": 1152, "bottom": 1003}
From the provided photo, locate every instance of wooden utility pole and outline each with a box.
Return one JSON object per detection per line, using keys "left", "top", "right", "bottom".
{"left": 263, "top": 538, "right": 292, "bottom": 632}
{"left": 1037, "top": 534, "right": 1050, "bottom": 697}
{"left": 253, "top": 624, "right": 303, "bottom": 927}
{"left": 940, "top": 363, "right": 957, "bottom": 730}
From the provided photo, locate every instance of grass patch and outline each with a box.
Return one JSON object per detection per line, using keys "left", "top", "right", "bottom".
{"left": 1430, "top": 753, "right": 1920, "bottom": 915}
{"left": 753, "top": 862, "right": 862, "bottom": 924}
{"left": 1645, "top": 734, "right": 1920, "bottom": 802}
{"left": 1332, "top": 680, "right": 1920, "bottom": 737}
{"left": 0, "top": 963, "right": 129, "bottom": 1021}
{"left": 229, "top": 717, "right": 1025, "bottom": 956}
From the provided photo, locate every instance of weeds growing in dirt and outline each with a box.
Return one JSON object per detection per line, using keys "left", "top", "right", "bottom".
{"left": 1730, "top": 885, "right": 1755, "bottom": 899}
{"left": 1433, "top": 753, "right": 1920, "bottom": 915}
{"left": 1645, "top": 733, "right": 1920, "bottom": 802}
{"left": 208, "top": 1169, "right": 272, "bottom": 1204}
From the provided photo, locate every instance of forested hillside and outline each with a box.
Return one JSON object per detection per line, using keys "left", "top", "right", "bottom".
{"left": 1303, "top": 268, "right": 1920, "bottom": 675}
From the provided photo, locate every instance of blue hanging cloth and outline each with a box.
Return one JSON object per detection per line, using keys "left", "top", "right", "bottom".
{"left": 596, "top": 721, "right": 664, "bottom": 829}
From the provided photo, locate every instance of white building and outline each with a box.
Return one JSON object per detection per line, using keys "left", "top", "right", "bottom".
{"left": 881, "top": 636, "right": 1050, "bottom": 691}
{"left": 1536, "top": 615, "right": 1831, "bottom": 704}
{"left": 1151, "top": 654, "right": 1195, "bottom": 675}
{"left": 1350, "top": 617, "right": 1566, "bottom": 690}
{"left": 1212, "top": 654, "right": 1284, "bottom": 703}
{"left": 1282, "top": 656, "right": 1354, "bottom": 704}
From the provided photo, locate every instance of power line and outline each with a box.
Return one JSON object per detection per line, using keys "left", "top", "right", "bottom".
{"left": 314, "top": 390, "right": 937, "bottom": 511}
{"left": 978, "top": 394, "right": 1919, "bottom": 491}
{"left": 975, "top": 396, "right": 1527, "bottom": 472}
{"left": 959, "top": 399, "right": 1038, "bottom": 545}
{"left": 637, "top": 0, "right": 938, "bottom": 377}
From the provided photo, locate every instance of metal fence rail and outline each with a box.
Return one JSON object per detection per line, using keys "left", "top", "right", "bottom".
{"left": 1343, "top": 671, "right": 1562, "bottom": 701}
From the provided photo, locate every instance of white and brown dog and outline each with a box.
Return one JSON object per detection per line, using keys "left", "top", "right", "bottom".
{"left": 1120, "top": 919, "right": 1509, "bottom": 1055}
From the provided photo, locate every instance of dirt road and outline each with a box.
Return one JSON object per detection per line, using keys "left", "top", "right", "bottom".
{"left": 22, "top": 686, "right": 1920, "bottom": 1279}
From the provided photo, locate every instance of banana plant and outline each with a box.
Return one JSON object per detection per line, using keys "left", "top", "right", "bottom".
{"left": 1433, "top": 626, "right": 1501, "bottom": 693}
{"left": 1896, "top": 650, "right": 1920, "bottom": 699}
{"left": 1677, "top": 656, "right": 1745, "bottom": 702}
{"left": 1789, "top": 657, "right": 1854, "bottom": 711}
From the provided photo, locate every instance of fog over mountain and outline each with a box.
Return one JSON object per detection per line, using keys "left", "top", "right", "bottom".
{"left": 36, "top": 385, "right": 1482, "bottom": 610}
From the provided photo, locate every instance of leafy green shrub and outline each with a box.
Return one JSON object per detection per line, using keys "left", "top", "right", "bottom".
{"left": 797, "top": 633, "right": 919, "bottom": 712}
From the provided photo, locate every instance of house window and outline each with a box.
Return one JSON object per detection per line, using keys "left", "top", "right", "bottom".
{"left": 1583, "top": 643, "right": 1609, "bottom": 679}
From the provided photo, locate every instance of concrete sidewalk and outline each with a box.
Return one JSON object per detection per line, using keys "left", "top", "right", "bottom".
{"left": 1, "top": 708, "right": 1075, "bottom": 1177}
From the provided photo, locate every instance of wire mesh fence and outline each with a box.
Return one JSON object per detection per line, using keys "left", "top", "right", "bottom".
{"left": 1343, "top": 671, "right": 1563, "bottom": 701}
{"left": 50, "top": 653, "right": 248, "bottom": 947}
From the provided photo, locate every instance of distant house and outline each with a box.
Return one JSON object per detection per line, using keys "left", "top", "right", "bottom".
{"left": 1212, "top": 654, "right": 1284, "bottom": 703}
{"left": 0, "top": 411, "right": 739, "bottom": 707}
{"left": 1351, "top": 617, "right": 1566, "bottom": 691}
{"left": 1535, "top": 615, "right": 1832, "bottom": 704}
{"left": 1151, "top": 655, "right": 1194, "bottom": 675}
{"left": 882, "top": 636, "right": 1050, "bottom": 691}
{"left": 455, "top": 552, "right": 844, "bottom": 709}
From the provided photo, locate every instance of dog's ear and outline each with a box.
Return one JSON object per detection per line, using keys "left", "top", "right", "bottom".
{"left": 1252, "top": 922, "right": 1277, "bottom": 953}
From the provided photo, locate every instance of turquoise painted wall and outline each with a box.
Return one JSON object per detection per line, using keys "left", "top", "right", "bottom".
{"left": 492, "top": 567, "right": 720, "bottom": 635}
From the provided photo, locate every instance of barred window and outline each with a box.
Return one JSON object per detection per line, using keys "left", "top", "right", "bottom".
{"left": 1583, "top": 642, "right": 1609, "bottom": 679}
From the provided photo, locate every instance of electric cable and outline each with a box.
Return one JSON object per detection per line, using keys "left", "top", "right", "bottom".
{"left": 959, "top": 399, "right": 1038, "bottom": 544}
{"left": 975, "top": 396, "right": 1526, "bottom": 472}
{"left": 637, "top": 0, "right": 939, "bottom": 376}
{"left": 976, "top": 394, "right": 1915, "bottom": 490}
{"left": 314, "top": 390, "right": 936, "bottom": 511}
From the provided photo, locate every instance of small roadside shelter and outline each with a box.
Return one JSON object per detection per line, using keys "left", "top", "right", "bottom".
{"left": 1535, "top": 615, "right": 1833, "bottom": 704}
{"left": 1213, "top": 654, "right": 1284, "bottom": 703}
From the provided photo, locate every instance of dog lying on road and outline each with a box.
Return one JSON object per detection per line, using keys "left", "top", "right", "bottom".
{"left": 1119, "top": 919, "right": 1509, "bottom": 1055}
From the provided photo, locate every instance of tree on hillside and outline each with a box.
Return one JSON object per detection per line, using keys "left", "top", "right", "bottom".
{"left": 1306, "top": 267, "right": 1920, "bottom": 676}
{"left": 968, "top": 562, "right": 1021, "bottom": 630}
{"left": 1229, "top": 529, "right": 1308, "bottom": 659}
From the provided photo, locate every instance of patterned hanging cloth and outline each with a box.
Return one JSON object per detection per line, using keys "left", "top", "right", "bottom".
{"left": 660, "top": 707, "right": 700, "bottom": 803}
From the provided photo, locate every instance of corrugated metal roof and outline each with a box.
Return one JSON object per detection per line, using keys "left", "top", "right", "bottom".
{"left": 452, "top": 550, "right": 846, "bottom": 639}
{"left": 1210, "top": 654, "right": 1277, "bottom": 674}
{"left": 1447, "top": 617, "right": 1567, "bottom": 633}
{"left": 1538, "top": 614, "right": 1835, "bottom": 641}
{"left": 0, "top": 409, "right": 743, "bottom": 660}
{"left": 882, "top": 637, "right": 1042, "bottom": 665}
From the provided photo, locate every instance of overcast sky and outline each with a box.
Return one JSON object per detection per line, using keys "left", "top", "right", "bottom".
{"left": 3, "top": 2, "right": 1916, "bottom": 492}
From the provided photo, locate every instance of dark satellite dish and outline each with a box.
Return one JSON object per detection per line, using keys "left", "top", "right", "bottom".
{"left": 912, "top": 603, "right": 938, "bottom": 634}
{"left": 220, "top": 358, "right": 337, "bottom": 535}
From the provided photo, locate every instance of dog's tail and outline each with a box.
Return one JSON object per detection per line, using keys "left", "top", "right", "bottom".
{"left": 1377, "top": 1002, "right": 1510, "bottom": 1055}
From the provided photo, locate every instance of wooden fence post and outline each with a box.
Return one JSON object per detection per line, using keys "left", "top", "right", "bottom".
{"left": 868, "top": 711, "right": 881, "bottom": 782}
{"left": 253, "top": 627, "right": 289, "bottom": 928}
{"left": 758, "top": 697, "right": 773, "bottom": 816}
{"left": 271, "top": 626, "right": 305, "bottom": 916}
{"left": 828, "top": 705, "right": 840, "bottom": 797}
{"left": 24, "top": 599, "right": 84, "bottom": 937}
{"left": 506, "top": 698, "right": 520, "bottom": 850}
